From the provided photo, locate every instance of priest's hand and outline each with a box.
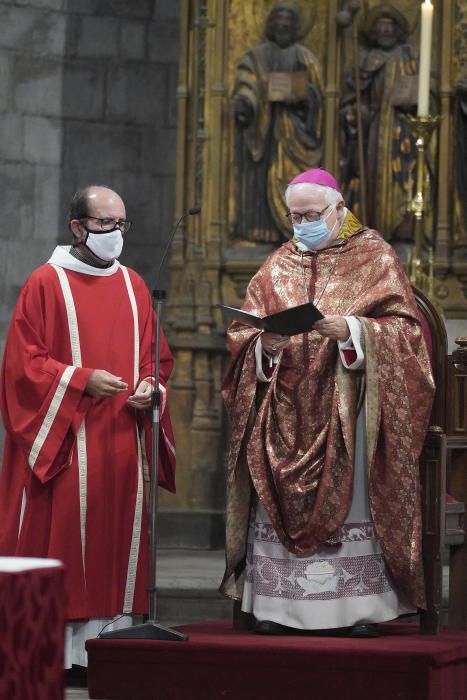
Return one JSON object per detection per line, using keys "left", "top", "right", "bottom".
{"left": 127, "top": 380, "right": 153, "bottom": 410}
{"left": 85, "top": 370, "right": 128, "bottom": 398}
{"left": 261, "top": 332, "right": 290, "bottom": 355}
{"left": 313, "top": 316, "right": 350, "bottom": 342}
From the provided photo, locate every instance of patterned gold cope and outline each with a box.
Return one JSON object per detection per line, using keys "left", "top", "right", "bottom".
{"left": 220, "top": 219, "right": 435, "bottom": 610}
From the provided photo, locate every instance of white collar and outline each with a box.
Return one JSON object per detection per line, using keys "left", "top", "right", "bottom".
{"left": 47, "top": 246, "right": 121, "bottom": 277}
{"left": 295, "top": 238, "right": 345, "bottom": 252}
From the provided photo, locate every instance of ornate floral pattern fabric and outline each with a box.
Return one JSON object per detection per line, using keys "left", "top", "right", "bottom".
{"left": 246, "top": 517, "right": 395, "bottom": 602}
{"left": 0, "top": 563, "right": 66, "bottom": 700}
{"left": 220, "top": 227, "right": 434, "bottom": 609}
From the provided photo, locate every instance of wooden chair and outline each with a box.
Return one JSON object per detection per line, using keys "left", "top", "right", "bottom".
{"left": 445, "top": 337, "right": 467, "bottom": 629}
{"left": 413, "top": 287, "right": 466, "bottom": 633}
{"left": 414, "top": 286, "right": 447, "bottom": 633}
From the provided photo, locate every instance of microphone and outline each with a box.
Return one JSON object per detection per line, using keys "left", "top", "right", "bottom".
{"left": 156, "top": 206, "right": 201, "bottom": 278}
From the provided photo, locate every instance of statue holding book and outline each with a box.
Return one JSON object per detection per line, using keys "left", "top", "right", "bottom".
{"left": 339, "top": 4, "right": 424, "bottom": 241}
{"left": 233, "top": 3, "right": 323, "bottom": 244}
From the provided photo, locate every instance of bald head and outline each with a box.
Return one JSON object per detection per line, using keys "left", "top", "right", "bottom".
{"left": 68, "top": 185, "right": 125, "bottom": 223}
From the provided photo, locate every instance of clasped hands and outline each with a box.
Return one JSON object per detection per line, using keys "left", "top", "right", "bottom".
{"left": 85, "top": 370, "right": 153, "bottom": 410}
{"left": 262, "top": 315, "right": 350, "bottom": 354}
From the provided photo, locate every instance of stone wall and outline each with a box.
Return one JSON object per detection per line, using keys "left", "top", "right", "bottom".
{"left": 0, "top": 0, "right": 180, "bottom": 333}
{"left": 0, "top": 0, "right": 180, "bottom": 450}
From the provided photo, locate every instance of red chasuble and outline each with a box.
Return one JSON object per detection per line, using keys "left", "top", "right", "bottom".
{"left": 0, "top": 247, "right": 176, "bottom": 620}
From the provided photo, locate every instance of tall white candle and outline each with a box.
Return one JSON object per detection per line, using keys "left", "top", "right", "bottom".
{"left": 417, "top": 0, "right": 433, "bottom": 117}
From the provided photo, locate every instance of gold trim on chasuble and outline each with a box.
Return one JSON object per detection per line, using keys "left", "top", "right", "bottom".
{"left": 28, "top": 365, "right": 77, "bottom": 469}
{"left": 51, "top": 264, "right": 89, "bottom": 583}
{"left": 51, "top": 264, "right": 144, "bottom": 614}
{"left": 336, "top": 210, "right": 364, "bottom": 241}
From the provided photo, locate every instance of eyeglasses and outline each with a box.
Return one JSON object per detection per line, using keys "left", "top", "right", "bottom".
{"left": 285, "top": 205, "right": 330, "bottom": 225}
{"left": 80, "top": 216, "right": 132, "bottom": 233}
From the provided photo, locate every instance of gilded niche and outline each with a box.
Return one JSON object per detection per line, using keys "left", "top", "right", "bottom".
{"left": 230, "top": 2, "right": 324, "bottom": 244}
{"left": 339, "top": 3, "right": 434, "bottom": 244}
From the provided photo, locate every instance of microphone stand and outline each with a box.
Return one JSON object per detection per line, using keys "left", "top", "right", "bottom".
{"left": 100, "top": 207, "right": 200, "bottom": 641}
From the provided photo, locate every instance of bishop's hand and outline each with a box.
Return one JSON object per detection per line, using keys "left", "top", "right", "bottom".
{"left": 313, "top": 316, "right": 350, "bottom": 342}
{"left": 261, "top": 332, "right": 290, "bottom": 355}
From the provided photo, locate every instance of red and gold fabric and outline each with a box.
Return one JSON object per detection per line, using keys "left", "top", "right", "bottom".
{"left": 220, "top": 226, "right": 434, "bottom": 610}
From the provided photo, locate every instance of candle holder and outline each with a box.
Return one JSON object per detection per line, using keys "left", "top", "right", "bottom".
{"left": 404, "top": 113, "right": 440, "bottom": 292}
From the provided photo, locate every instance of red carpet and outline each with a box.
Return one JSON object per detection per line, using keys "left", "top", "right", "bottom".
{"left": 86, "top": 619, "right": 467, "bottom": 700}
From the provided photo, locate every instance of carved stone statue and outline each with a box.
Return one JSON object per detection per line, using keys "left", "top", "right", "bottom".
{"left": 340, "top": 4, "right": 426, "bottom": 241}
{"left": 233, "top": 3, "right": 323, "bottom": 243}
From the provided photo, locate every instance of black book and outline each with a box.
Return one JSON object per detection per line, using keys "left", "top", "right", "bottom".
{"left": 221, "top": 301, "right": 324, "bottom": 336}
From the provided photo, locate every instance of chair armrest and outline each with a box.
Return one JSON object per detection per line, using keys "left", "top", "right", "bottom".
{"left": 420, "top": 426, "right": 446, "bottom": 634}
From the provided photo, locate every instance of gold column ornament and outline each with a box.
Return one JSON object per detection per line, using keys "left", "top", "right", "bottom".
{"left": 435, "top": 0, "right": 454, "bottom": 274}
{"left": 323, "top": 0, "right": 340, "bottom": 174}
{"left": 404, "top": 114, "right": 441, "bottom": 295}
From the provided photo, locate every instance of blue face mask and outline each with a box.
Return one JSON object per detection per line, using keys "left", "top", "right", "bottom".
{"left": 293, "top": 206, "right": 335, "bottom": 250}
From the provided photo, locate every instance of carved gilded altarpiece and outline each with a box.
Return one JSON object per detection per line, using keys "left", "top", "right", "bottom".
{"left": 162, "top": 1, "right": 466, "bottom": 534}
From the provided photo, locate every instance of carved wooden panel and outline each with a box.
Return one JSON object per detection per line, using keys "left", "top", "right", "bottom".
{"left": 447, "top": 342, "right": 467, "bottom": 437}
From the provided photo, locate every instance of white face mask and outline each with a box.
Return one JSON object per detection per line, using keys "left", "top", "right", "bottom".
{"left": 84, "top": 228, "right": 123, "bottom": 262}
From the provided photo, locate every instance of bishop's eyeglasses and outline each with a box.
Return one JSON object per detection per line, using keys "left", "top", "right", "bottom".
{"left": 285, "top": 205, "right": 330, "bottom": 225}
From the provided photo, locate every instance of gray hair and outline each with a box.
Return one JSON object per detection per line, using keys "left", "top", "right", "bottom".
{"left": 285, "top": 183, "right": 344, "bottom": 206}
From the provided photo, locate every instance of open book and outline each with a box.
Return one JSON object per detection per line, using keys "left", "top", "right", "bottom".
{"left": 221, "top": 301, "right": 323, "bottom": 336}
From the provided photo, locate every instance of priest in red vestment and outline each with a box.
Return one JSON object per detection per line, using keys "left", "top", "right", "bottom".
{"left": 0, "top": 185, "right": 176, "bottom": 666}
{"left": 220, "top": 168, "right": 435, "bottom": 636}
